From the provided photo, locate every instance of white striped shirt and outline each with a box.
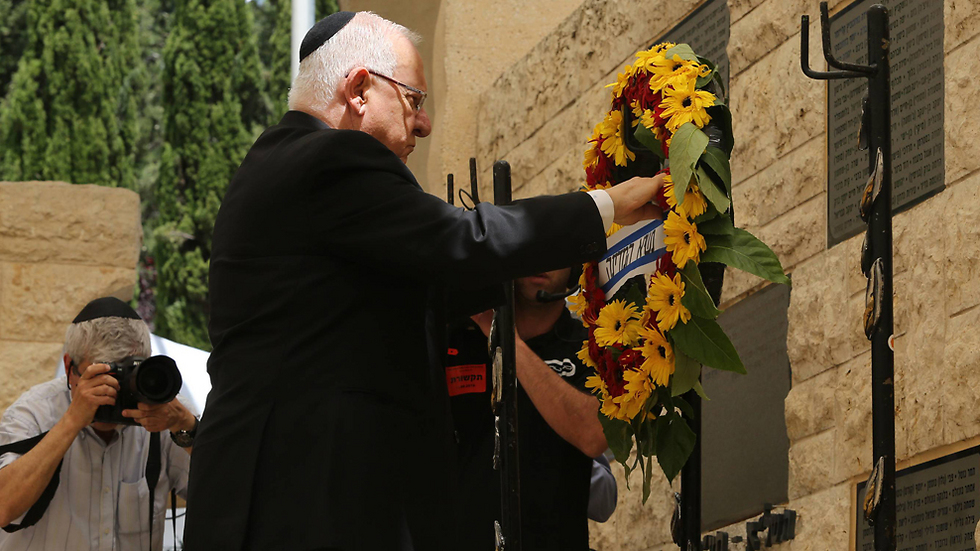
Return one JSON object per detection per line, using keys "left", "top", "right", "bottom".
{"left": 0, "top": 379, "right": 190, "bottom": 551}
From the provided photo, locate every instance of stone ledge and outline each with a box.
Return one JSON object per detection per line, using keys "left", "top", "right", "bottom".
{"left": 733, "top": 135, "right": 825, "bottom": 228}
{"left": 788, "top": 428, "right": 835, "bottom": 499}
{"left": 0, "top": 262, "right": 136, "bottom": 342}
{"left": 946, "top": 0, "right": 980, "bottom": 54}
{"left": 832, "top": 351, "right": 872, "bottom": 483}
{"left": 785, "top": 368, "right": 837, "bottom": 442}
{"left": 0, "top": 340, "right": 64, "bottom": 414}
{"left": 945, "top": 34, "right": 980, "bottom": 184}
{"left": 729, "top": 26, "right": 824, "bottom": 186}
{"left": 0, "top": 181, "right": 142, "bottom": 268}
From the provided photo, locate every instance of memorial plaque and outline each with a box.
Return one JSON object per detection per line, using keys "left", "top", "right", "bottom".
{"left": 827, "top": 0, "right": 945, "bottom": 246}
{"left": 701, "top": 283, "right": 790, "bottom": 530}
{"left": 856, "top": 447, "right": 980, "bottom": 551}
{"left": 660, "top": 0, "right": 731, "bottom": 94}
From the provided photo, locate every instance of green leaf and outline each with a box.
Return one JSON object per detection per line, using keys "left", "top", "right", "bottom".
{"left": 637, "top": 415, "right": 658, "bottom": 456}
{"left": 693, "top": 380, "right": 710, "bottom": 400}
{"left": 655, "top": 412, "right": 697, "bottom": 483}
{"left": 664, "top": 43, "right": 698, "bottom": 62}
{"left": 696, "top": 166, "right": 731, "bottom": 214}
{"left": 635, "top": 123, "right": 666, "bottom": 160}
{"left": 673, "top": 396, "right": 695, "bottom": 419}
{"left": 598, "top": 411, "right": 634, "bottom": 465}
{"left": 671, "top": 349, "right": 702, "bottom": 397}
{"left": 701, "top": 146, "right": 732, "bottom": 194}
{"left": 670, "top": 315, "right": 746, "bottom": 374}
{"left": 703, "top": 228, "right": 791, "bottom": 285}
{"left": 669, "top": 123, "right": 709, "bottom": 204}
{"left": 694, "top": 201, "right": 721, "bottom": 224}
{"left": 696, "top": 213, "right": 734, "bottom": 236}
{"left": 679, "top": 261, "right": 722, "bottom": 319}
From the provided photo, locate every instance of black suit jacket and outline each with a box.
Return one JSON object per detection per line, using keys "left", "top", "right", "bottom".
{"left": 183, "top": 111, "right": 606, "bottom": 551}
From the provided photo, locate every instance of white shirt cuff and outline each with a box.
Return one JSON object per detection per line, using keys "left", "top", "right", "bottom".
{"left": 587, "top": 189, "right": 614, "bottom": 233}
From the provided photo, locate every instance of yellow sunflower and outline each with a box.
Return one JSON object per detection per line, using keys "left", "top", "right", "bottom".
{"left": 597, "top": 110, "right": 636, "bottom": 167}
{"left": 601, "top": 395, "right": 629, "bottom": 421}
{"left": 663, "top": 174, "right": 708, "bottom": 219}
{"left": 634, "top": 42, "right": 675, "bottom": 72}
{"left": 594, "top": 300, "right": 643, "bottom": 347}
{"left": 585, "top": 373, "right": 607, "bottom": 396}
{"left": 568, "top": 290, "right": 589, "bottom": 324}
{"left": 664, "top": 210, "right": 707, "bottom": 268}
{"left": 639, "top": 327, "right": 675, "bottom": 387}
{"left": 649, "top": 54, "right": 700, "bottom": 93}
{"left": 647, "top": 272, "right": 692, "bottom": 332}
{"left": 577, "top": 341, "right": 598, "bottom": 369}
{"left": 605, "top": 64, "right": 636, "bottom": 100}
{"left": 659, "top": 80, "right": 716, "bottom": 132}
{"left": 616, "top": 370, "right": 653, "bottom": 420}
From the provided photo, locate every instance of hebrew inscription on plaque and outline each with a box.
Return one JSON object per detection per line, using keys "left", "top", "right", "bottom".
{"left": 827, "top": 0, "right": 945, "bottom": 246}
{"left": 856, "top": 449, "right": 980, "bottom": 551}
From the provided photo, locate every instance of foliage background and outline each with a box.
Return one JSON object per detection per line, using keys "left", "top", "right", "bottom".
{"left": 0, "top": 0, "right": 337, "bottom": 349}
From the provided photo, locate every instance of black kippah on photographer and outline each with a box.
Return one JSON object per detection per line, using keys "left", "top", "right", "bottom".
{"left": 72, "top": 297, "right": 141, "bottom": 324}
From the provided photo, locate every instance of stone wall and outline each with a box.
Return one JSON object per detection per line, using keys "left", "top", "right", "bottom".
{"left": 0, "top": 182, "right": 142, "bottom": 413}
{"left": 466, "top": 0, "right": 980, "bottom": 549}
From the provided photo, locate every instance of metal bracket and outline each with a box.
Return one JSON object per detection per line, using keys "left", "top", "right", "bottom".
{"left": 801, "top": 2, "right": 877, "bottom": 81}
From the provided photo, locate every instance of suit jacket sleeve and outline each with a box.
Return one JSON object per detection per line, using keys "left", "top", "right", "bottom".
{"left": 307, "top": 131, "right": 607, "bottom": 290}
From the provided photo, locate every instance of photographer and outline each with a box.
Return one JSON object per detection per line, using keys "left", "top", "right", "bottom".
{"left": 0, "top": 297, "right": 196, "bottom": 550}
{"left": 449, "top": 268, "right": 611, "bottom": 550}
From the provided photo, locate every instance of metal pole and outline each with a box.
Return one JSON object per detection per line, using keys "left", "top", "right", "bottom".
{"left": 492, "top": 160, "right": 521, "bottom": 551}
{"left": 866, "top": 7, "right": 895, "bottom": 550}
{"left": 800, "top": 3, "right": 894, "bottom": 550}
{"left": 680, "top": 391, "right": 702, "bottom": 551}
{"left": 291, "top": 0, "right": 316, "bottom": 79}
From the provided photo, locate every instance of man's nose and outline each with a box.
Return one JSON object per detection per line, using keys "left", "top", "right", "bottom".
{"left": 414, "top": 107, "right": 432, "bottom": 138}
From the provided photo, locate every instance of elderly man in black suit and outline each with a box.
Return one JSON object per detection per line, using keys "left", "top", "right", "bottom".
{"left": 183, "top": 11, "right": 664, "bottom": 551}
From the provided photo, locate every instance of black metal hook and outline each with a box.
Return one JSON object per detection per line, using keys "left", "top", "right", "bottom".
{"left": 801, "top": 2, "right": 876, "bottom": 81}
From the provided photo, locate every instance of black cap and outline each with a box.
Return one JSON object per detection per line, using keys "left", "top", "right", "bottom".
{"left": 299, "top": 11, "right": 357, "bottom": 63}
{"left": 72, "top": 297, "right": 141, "bottom": 324}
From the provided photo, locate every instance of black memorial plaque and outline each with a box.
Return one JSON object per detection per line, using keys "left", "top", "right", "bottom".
{"left": 827, "top": 0, "right": 945, "bottom": 246}
{"left": 661, "top": 0, "right": 731, "bottom": 94}
{"left": 702, "top": 283, "right": 791, "bottom": 531}
{"left": 856, "top": 447, "right": 980, "bottom": 551}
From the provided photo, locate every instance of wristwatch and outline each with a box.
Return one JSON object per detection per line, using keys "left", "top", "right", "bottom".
{"left": 170, "top": 417, "right": 199, "bottom": 448}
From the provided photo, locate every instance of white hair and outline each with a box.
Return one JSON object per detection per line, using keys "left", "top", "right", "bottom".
{"left": 288, "top": 12, "right": 421, "bottom": 112}
{"left": 64, "top": 317, "right": 151, "bottom": 366}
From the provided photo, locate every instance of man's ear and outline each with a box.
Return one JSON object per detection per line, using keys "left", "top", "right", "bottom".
{"left": 63, "top": 353, "right": 73, "bottom": 378}
{"left": 344, "top": 67, "right": 371, "bottom": 115}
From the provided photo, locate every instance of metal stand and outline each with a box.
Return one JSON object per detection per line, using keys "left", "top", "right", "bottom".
{"left": 802, "top": 3, "right": 895, "bottom": 550}
{"left": 490, "top": 160, "right": 521, "bottom": 551}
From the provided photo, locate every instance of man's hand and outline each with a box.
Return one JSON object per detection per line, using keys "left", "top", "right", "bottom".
{"left": 123, "top": 399, "right": 196, "bottom": 434}
{"left": 65, "top": 363, "right": 119, "bottom": 431}
{"left": 605, "top": 174, "right": 666, "bottom": 226}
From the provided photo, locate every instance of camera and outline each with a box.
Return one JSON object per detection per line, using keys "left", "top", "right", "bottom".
{"left": 93, "top": 355, "right": 183, "bottom": 425}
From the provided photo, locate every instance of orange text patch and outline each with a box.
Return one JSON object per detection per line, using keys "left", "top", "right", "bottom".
{"left": 445, "top": 364, "right": 486, "bottom": 397}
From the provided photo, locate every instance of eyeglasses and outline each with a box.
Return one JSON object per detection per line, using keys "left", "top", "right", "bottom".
{"left": 368, "top": 70, "right": 427, "bottom": 112}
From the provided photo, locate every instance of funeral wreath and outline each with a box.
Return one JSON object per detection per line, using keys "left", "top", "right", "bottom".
{"left": 572, "top": 43, "right": 790, "bottom": 501}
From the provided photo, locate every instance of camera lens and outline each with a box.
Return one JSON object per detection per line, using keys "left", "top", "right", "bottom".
{"left": 132, "top": 356, "right": 183, "bottom": 404}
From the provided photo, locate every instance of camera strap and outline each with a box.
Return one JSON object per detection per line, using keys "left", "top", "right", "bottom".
{"left": 0, "top": 432, "right": 62, "bottom": 533}
{"left": 146, "top": 432, "right": 161, "bottom": 548}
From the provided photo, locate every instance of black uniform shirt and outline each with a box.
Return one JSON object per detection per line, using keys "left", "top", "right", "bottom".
{"left": 447, "top": 309, "right": 595, "bottom": 551}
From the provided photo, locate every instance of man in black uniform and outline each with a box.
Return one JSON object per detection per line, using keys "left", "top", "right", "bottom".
{"left": 449, "top": 267, "right": 607, "bottom": 550}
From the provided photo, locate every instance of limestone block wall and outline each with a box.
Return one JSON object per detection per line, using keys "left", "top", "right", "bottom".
{"left": 469, "top": 0, "right": 980, "bottom": 549}
{"left": 0, "top": 182, "right": 142, "bottom": 413}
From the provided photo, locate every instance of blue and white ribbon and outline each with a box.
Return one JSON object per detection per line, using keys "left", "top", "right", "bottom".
{"left": 598, "top": 219, "right": 666, "bottom": 297}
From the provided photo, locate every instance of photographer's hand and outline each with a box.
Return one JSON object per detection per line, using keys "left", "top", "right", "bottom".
{"left": 65, "top": 363, "right": 119, "bottom": 431}
{"left": 123, "top": 399, "right": 195, "bottom": 435}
